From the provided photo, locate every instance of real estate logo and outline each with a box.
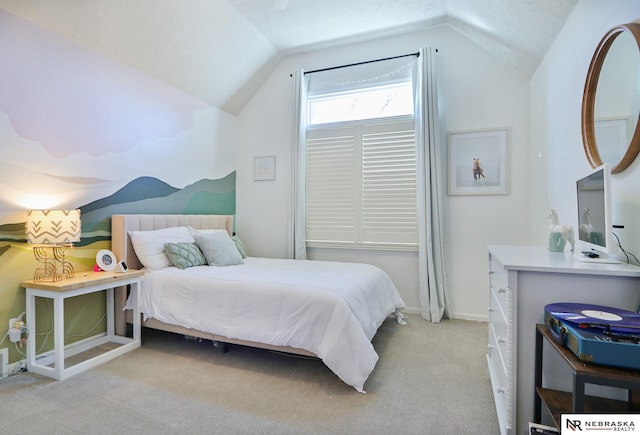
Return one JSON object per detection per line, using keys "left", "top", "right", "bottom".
{"left": 562, "top": 414, "right": 639, "bottom": 432}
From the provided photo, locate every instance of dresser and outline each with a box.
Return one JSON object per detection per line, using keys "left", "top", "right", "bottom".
{"left": 487, "top": 245, "right": 640, "bottom": 435}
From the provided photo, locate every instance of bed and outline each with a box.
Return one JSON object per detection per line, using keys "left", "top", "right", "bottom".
{"left": 111, "top": 214, "right": 406, "bottom": 392}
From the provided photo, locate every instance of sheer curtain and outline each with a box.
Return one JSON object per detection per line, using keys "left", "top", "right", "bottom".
{"left": 414, "top": 47, "right": 449, "bottom": 322}
{"left": 289, "top": 68, "right": 307, "bottom": 260}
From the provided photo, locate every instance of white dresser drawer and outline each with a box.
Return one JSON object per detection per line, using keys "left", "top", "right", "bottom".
{"left": 488, "top": 322, "right": 507, "bottom": 378}
{"left": 489, "top": 288, "right": 509, "bottom": 361}
{"left": 488, "top": 324, "right": 511, "bottom": 435}
{"left": 489, "top": 254, "right": 510, "bottom": 312}
{"left": 488, "top": 250, "right": 514, "bottom": 435}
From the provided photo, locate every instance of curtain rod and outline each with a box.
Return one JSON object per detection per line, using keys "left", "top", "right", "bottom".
{"left": 304, "top": 51, "right": 420, "bottom": 75}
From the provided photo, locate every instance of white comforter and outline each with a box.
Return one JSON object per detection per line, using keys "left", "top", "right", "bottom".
{"left": 133, "top": 257, "right": 405, "bottom": 392}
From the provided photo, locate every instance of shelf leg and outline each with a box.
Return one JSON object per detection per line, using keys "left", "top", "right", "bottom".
{"left": 573, "top": 374, "right": 586, "bottom": 412}
{"left": 534, "top": 327, "right": 543, "bottom": 422}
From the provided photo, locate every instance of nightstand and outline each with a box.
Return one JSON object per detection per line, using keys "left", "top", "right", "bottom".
{"left": 21, "top": 270, "right": 143, "bottom": 380}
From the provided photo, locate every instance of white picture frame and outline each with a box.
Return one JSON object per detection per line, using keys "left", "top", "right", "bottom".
{"left": 594, "top": 117, "right": 629, "bottom": 166}
{"left": 253, "top": 155, "right": 276, "bottom": 181}
{"left": 448, "top": 128, "right": 509, "bottom": 195}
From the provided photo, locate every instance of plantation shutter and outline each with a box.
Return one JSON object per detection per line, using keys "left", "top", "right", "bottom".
{"left": 362, "top": 121, "right": 417, "bottom": 244}
{"left": 306, "top": 127, "right": 358, "bottom": 243}
{"left": 306, "top": 119, "right": 416, "bottom": 247}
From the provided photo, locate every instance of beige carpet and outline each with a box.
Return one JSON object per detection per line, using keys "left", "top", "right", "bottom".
{"left": 0, "top": 314, "right": 499, "bottom": 434}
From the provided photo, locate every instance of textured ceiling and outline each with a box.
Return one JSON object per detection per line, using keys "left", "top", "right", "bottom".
{"left": 230, "top": 0, "right": 578, "bottom": 74}
{"left": 0, "top": 0, "right": 578, "bottom": 114}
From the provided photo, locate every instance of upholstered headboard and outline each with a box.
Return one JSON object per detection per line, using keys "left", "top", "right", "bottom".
{"left": 111, "top": 214, "right": 234, "bottom": 270}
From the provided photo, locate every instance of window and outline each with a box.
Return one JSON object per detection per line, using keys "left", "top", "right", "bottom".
{"left": 304, "top": 65, "right": 417, "bottom": 250}
{"left": 308, "top": 81, "right": 414, "bottom": 126}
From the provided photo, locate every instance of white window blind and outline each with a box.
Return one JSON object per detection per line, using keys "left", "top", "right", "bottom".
{"left": 306, "top": 119, "right": 417, "bottom": 248}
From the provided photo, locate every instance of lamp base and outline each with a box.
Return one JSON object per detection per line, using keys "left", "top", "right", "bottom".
{"left": 32, "top": 244, "right": 75, "bottom": 282}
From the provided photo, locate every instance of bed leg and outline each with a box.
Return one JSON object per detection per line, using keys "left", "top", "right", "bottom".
{"left": 213, "top": 341, "right": 229, "bottom": 353}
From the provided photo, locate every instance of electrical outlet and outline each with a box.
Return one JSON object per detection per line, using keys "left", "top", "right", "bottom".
{"left": 8, "top": 318, "right": 20, "bottom": 343}
{"left": 8, "top": 317, "right": 26, "bottom": 343}
{"left": 9, "top": 317, "right": 20, "bottom": 331}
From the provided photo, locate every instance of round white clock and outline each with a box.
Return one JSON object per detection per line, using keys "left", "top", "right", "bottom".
{"left": 96, "top": 249, "right": 117, "bottom": 271}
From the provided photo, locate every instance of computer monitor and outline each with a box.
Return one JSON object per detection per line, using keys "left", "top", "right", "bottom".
{"left": 574, "top": 163, "right": 619, "bottom": 263}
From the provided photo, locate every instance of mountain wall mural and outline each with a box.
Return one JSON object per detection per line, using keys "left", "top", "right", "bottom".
{"left": 0, "top": 9, "right": 239, "bottom": 366}
{"left": 0, "top": 173, "right": 235, "bottom": 365}
{"left": 0, "top": 172, "right": 235, "bottom": 249}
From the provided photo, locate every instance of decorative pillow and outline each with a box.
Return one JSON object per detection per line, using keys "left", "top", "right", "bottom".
{"left": 188, "top": 227, "right": 226, "bottom": 237}
{"left": 194, "top": 231, "right": 244, "bottom": 266}
{"left": 231, "top": 235, "right": 247, "bottom": 259}
{"left": 129, "top": 227, "right": 195, "bottom": 269}
{"left": 164, "top": 242, "right": 207, "bottom": 269}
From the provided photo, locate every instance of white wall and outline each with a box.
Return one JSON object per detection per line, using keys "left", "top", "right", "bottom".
{"left": 236, "top": 24, "right": 530, "bottom": 319}
{"left": 530, "top": 0, "right": 640, "bottom": 259}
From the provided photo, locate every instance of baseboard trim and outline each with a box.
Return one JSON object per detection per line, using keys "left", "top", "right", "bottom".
{"left": 449, "top": 312, "right": 488, "bottom": 322}
{"left": 401, "top": 308, "right": 488, "bottom": 323}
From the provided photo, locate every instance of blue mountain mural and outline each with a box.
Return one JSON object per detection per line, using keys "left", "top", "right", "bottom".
{"left": 82, "top": 177, "right": 179, "bottom": 213}
{"left": 0, "top": 172, "right": 236, "bottom": 245}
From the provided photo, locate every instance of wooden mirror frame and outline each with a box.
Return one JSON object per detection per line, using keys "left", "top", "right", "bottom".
{"left": 582, "top": 23, "right": 640, "bottom": 174}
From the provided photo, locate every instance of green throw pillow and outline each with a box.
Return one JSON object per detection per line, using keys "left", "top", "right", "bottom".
{"left": 231, "top": 235, "right": 247, "bottom": 258}
{"left": 164, "top": 242, "right": 207, "bottom": 269}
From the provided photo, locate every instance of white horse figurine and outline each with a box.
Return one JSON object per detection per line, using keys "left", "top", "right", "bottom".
{"left": 547, "top": 209, "right": 575, "bottom": 252}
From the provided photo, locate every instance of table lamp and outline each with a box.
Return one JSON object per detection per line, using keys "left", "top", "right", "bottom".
{"left": 25, "top": 209, "right": 81, "bottom": 281}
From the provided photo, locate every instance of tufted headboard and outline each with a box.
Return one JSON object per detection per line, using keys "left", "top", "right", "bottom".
{"left": 111, "top": 214, "right": 234, "bottom": 270}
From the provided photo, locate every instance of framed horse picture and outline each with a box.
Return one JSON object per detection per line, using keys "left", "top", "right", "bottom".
{"left": 447, "top": 128, "right": 509, "bottom": 195}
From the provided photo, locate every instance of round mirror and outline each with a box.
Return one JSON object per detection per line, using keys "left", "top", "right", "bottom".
{"left": 582, "top": 23, "right": 640, "bottom": 174}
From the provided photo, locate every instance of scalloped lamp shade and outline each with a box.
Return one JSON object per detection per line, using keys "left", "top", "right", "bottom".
{"left": 25, "top": 209, "right": 81, "bottom": 281}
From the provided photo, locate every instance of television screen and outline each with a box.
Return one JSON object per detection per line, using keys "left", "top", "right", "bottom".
{"left": 576, "top": 168, "right": 606, "bottom": 248}
{"left": 574, "top": 164, "right": 619, "bottom": 263}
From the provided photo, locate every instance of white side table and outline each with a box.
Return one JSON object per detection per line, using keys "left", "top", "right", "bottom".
{"left": 21, "top": 270, "right": 143, "bottom": 380}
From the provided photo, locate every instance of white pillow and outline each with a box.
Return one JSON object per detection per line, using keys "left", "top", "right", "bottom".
{"left": 194, "top": 231, "right": 244, "bottom": 266}
{"left": 188, "top": 227, "right": 227, "bottom": 237}
{"left": 129, "top": 226, "right": 195, "bottom": 269}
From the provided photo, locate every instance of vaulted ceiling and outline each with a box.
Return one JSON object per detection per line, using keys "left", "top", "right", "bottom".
{"left": 0, "top": 0, "right": 577, "bottom": 114}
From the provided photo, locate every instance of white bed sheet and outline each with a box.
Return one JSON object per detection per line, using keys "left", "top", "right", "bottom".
{"left": 131, "top": 257, "right": 405, "bottom": 392}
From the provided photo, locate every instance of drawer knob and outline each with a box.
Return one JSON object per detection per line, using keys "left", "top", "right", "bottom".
{"left": 498, "top": 287, "right": 506, "bottom": 294}
{"left": 497, "top": 386, "right": 505, "bottom": 393}
{"left": 488, "top": 306, "right": 494, "bottom": 312}
{"left": 488, "top": 270, "right": 495, "bottom": 275}
{"left": 497, "top": 336, "right": 505, "bottom": 343}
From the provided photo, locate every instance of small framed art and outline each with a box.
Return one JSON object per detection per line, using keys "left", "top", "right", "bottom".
{"left": 253, "top": 155, "right": 276, "bottom": 181}
{"left": 448, "top": 128, "right": 509, "bottom": 195}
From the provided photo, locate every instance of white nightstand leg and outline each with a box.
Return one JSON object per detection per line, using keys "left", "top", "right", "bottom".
{"left": 26, "top": 291, "right": 36, "bottom": 371}
{"left": 131, "top": 282, "right": 140, "bottom": 341}
{"left": 106, "top": 287, "right": 114, "bottom": 337}
{"left": 53, "top": 295, "right": 65, "bottom": 380}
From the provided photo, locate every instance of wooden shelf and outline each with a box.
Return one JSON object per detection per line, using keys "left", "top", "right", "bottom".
{"left": 537, "top": 323, "right": 640, "bottom": 383}
{"left": 536, "top": 387, "right": 640, "bottom": 428}
{"left": 21, "top": 269, "right": 143, "bottom": 292}
{"left": 534, "top": 324, "right": 640, "bottom": 430}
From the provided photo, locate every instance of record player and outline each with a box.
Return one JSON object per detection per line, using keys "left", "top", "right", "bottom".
{"left": 544, "top": 302, "right": 640, "bottom": 370}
